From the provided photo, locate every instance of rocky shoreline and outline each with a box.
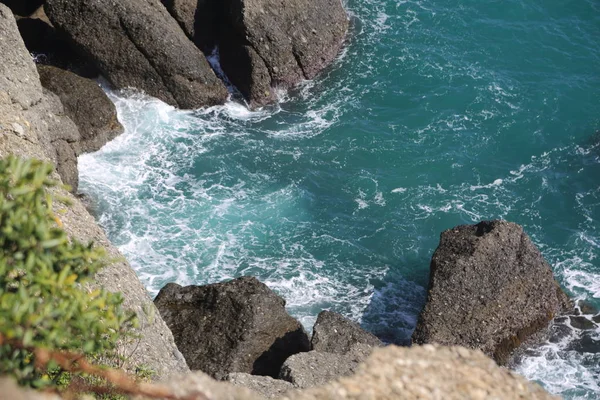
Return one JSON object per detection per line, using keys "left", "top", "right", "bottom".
{"left": 0, "top": 0, "right": 589, "bottom": 398}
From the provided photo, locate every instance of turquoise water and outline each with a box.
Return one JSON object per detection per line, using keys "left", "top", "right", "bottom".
{"left": 79, "top": 0, "right": 600, "bottom": 397}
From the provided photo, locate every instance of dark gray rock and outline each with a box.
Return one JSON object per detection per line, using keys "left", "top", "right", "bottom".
{"left": 45, "top": 0, "right": 228, "bottom": 109}
{"left": 160, "top": 0, "right": 348, "bottom": 108}
{"left": 412, "top": 220, "right": 570, "bottom": 365}
{"left": 279, "top": 344, "right": 372, "bottom": 389}
{"left": 161, "top": 0, "right": 218, "bottom": 52}
{"left": 311, "top": 311, "right": 383, "bottom": 354}
{"left": 218, "top": 0, "right": 348, "bottom": 107}
{"left": 154, "top": 277, "right": 310, "bottom": 380}
{"left": 17, "top": 10, "right": 99, "bottom": 78}
{"left": 37, "top": 65, "right": 123, "bottom": 154}
{"left": 0, "top": 0, "right": 44, "bottom": 16}
{"left": 575, "top": 299, "right": 598, "bottom": 316}
{"left": 569, "top": 316, "right": 597, "bottom": 330}
{"left": 227, "top": 373, "right": 294, "bottom": 398}
{"left": 567, "top": 332, "right": 600, "bottom": 354}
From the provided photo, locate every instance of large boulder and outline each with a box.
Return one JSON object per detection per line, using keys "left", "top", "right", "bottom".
{"left": 154, "top": 277, "right": 310, "bottom": 379}
{"left": 160, "top": 0, "right": 348, "bottom": 108}
{"left": 219, "top": 0, "right": 348, "bottom": 107}
{"left": 412, "top": 220, "right": 570, "bottom": 364}
{"left": 279, "top": 345, "right": 372, "bottom": 389}
{"left": 44, "top": 0, "right": 228, "bottom": 109}
{"left": 311, "top": 311, "right": 383, "bottom": 354}
{"left": 37, "top": 65, "right": 124, "bottom": 154}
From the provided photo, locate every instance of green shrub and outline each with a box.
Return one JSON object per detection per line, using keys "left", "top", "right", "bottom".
{"left": 0, "top": 156, "right": 135, "bottom": 388}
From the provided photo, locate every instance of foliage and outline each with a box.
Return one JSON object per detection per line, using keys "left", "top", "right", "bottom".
{"left": 0, "top": 156, "right": 135, "bottom": 388}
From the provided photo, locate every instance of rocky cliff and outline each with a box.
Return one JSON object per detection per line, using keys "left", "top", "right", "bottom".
{"left": 0, "top": 3, "right": 189, "bottom": 379}
{"left": 0, "top": 2, "right": 563, "bottom": 399}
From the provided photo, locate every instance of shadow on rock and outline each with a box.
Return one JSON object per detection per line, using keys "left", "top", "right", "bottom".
{"left": 252, "top": 327, "right": 310, "bottom": 377}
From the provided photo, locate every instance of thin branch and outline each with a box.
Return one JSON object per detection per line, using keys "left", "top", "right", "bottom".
{"left": 0, "top": 334, "right": 209, "bottom": 400}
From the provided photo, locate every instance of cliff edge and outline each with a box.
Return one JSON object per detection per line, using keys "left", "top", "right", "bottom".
{"left": 0, "top": 3, "right": 189, "bottom": 379}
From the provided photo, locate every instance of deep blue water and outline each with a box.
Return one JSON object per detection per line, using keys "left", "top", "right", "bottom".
{"left": 80, "top": 0, "right": 600, "bottom": 397}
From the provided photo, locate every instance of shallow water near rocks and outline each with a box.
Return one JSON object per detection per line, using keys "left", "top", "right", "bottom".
{"left": 79, "top": 0, "right": 600, "bottom": 397}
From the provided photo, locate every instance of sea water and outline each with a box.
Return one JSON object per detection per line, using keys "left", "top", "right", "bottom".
{"left": 79, "top": 0, "right": 600, "bottom": 397}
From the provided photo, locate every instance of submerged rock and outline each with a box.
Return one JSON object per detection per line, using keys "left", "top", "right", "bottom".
{"left": 569, "top": 316, "right": 597, "bottom": 330}
{"left": 45, "top": 0, "right": 228, "bottom": 109}
{"left": 37, "top": 65, "right": 124, "bottom": 155}
{"left": 154, "top": 277, "right": 310, "bottom": 379}
{"left": 412, "top": 220, "right": 569, "bottom": 364}
{"left": 311, "top": 311, "right": 383, "bottom": 353}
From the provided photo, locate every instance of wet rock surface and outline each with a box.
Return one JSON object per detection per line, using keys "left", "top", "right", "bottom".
{"left": 569, "top": 315, "right": 597, "bottom": 330}
{"left": 154, "top": 277, "right": 310, "bottom": 379}
{"left": 412, "top": 220, "right": 569, "bottom": 364}
{"left": 45, "top": 0, "right": 228, "bottom": 109}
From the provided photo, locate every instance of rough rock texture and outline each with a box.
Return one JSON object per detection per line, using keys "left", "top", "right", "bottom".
{"left": 218, "top": 0, "right": 348, "bottom": 107}
{"left": 311, "top": 311, "right": 383, "bottom": 354}
{"left": 44, "top": 0, "right": 228, "bottom": 109}
{"left": 161, "top": 0, "right": 348, "bottom": 108}
{"left": 284, "top": 345, "right": 557, "bottom": 400}
{"left": 161, "top": 0, "right": 217, "bottom": 52}
{"left": 37, "top": 65, "right": 124, "bottom": 154}
{"left": 0, "top": 2, "right": 80, "bottom": 190}
{"left": 227, "top": 373, "right": 294, "bottom": 398}
{"left": 279, "top": 345, "right": 372, "bottom": 389}
{"left": 412, "top": 220, "right": 570, "bottom": 364}
{"left": 0, "top": 0, "right": 44, "bottom": 16}
{"left": 154, "top": 277, "right": 310, "bottom": 379}
{"left": 0, "top": 4, "right": 189, "bottom": 379}
{"left": 0, "top": 346, "right": 557, "bottom": 400}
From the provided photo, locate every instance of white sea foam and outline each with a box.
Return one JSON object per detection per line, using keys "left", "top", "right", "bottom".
{"left": 78, "top": 1, "right": 600, "bottom": 397}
